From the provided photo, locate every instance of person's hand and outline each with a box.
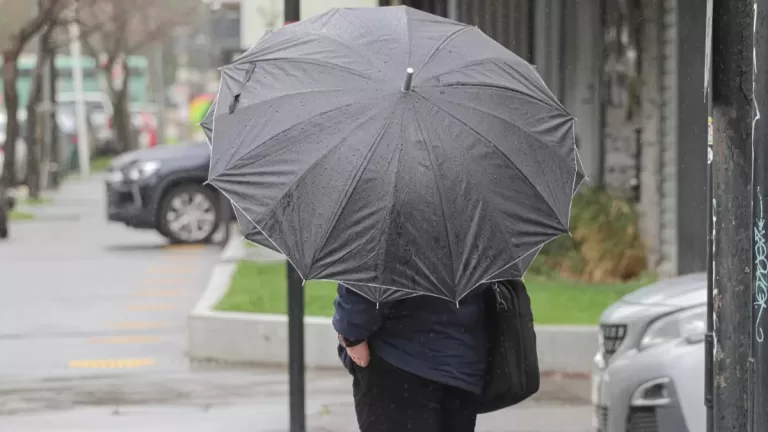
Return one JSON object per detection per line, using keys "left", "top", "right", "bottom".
{"left": 346, "top": 340, "right": 370, "bottom": 367}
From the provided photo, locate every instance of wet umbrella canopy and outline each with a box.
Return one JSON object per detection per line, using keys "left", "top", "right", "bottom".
{"left": 207, "top": 6, "right": 584, "bottom": 303}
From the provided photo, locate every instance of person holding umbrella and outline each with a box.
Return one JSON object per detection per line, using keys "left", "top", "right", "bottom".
{"left": 335, "top": 283, "right": 489, "bottom": 432}
{"left": 206, "top": 6, "right": 583, "bottom": 432}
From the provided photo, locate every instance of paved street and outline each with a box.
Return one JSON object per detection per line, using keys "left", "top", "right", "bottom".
{"left": 0, "top": 175, "right": 594, "bottom": 431}
{"left": 0, "top": 175, "right": 222, "bottom": 380}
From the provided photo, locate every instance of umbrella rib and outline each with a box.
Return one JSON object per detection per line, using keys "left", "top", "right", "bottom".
{"left": 216, "top": 95, "right": 378, "bottom": 176}
{"left": 410, "top": 99, "right": 458, "bottom": 288}
{"left": 425, "top": 81, "right": 563, "bottom": 114}
{"left": 422, "top": 89, "right": 578, "bottom": 172}
{"left": 415, "top": 93, "right": 566, "bottom": 230}
{"left": 308, "top": 103, "right": 401, "bottom": 277}
{"left": 422, "top": 57, "right": 562, "bottom": 110}
{"left": 241, "top": 57, "right": 378, "bottom": 81}
{"left": 413, "top": 26, "right": 472, "bottom": 81}
{"left": 248, "top": 107, "right": 381, "bottom": 211}
{"left": 266, "top": 31, "right": 386, "bottom": 79}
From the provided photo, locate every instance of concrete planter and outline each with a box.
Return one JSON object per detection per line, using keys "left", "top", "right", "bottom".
{"left": 187, "top": 238, "right": 599, "bottom": 373}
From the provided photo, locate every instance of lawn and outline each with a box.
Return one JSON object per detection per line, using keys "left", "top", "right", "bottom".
{"left": 23, "top": 196, "right": 51, "bottom": 206}
{"left": 90, "top": 156, "right": 113, "bottom": 172}
{"left": 9, "top": 210, "right": 35, "bottom": 221}
{"left": 216, "top": 260, "right": 654, "bottom": 324}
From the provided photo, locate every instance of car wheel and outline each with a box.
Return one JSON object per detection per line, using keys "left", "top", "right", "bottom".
{"left": 157, "top": 184, "right": 220, "bottom": 244}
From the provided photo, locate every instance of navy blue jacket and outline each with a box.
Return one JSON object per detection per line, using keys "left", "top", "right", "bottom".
{"left": 332, "top": 285, "right": 488, "bottom": 394}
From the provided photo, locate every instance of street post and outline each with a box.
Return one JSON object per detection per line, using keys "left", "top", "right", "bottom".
{"left": 710, "top": 0, "right": 754, "bottom": 431}
{"left": 66, "top": 1, "right": 90, "bottom": 177}
{"left": 751, "top": 1, "right": 768, "bottom": 430}
{"left": 283, "top": 2, "right": 306, "bottom": 432}
{"left": 704, "top": 0, "right": 714, "bottom": 430}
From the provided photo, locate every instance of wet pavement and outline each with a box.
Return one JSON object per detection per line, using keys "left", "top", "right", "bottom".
{"left": 0, "top": 175, "right": 594, "bottom": 431}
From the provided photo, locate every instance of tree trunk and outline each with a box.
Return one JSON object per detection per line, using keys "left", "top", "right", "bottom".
{"left": 25, "top": 48, "right": 48, "bottom": 198}
{"left": 49, "top": 60, "right": 61, "bottom": 188}
{"left": 1, "top": 51, "right": 22, "bottom": 188}
{"left": 110, "top": 66, "right": 134, "bottom": 152}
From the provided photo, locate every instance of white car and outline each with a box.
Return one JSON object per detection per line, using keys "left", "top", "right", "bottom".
{"left": 0, "top": 114, "right": 28, "bottom": 184}
{"left": 592, "top": 273, "right": 706, "bottom": 432}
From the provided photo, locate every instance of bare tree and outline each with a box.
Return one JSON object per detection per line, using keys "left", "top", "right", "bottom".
{"left": 79, "top": 0, "right": 200, "bottom": 152}
{"left": 1, "top": 0, "right": 72, "bottom": 188}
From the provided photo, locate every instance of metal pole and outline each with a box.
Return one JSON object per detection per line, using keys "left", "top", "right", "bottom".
{"left": 283, "top": 2, "right": 305, "bottom": 431}
{"left": 704, "top": 2, "right": 714, "bottom": 431}
{"left": 67, "top": 2, "right": 90, "bottom": 177}
{"left": 710, "top": 0, "right": 753, "bottom": 431}
{"left": 152, "top": 43, "right": 166, "bottom": 146}
{"left": 751, "top": 1, "right": 768, "bottom": 430}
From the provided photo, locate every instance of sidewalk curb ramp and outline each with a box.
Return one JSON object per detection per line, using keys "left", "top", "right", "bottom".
{"left": 188, "top": 229, "right": 595, "bottom": 402}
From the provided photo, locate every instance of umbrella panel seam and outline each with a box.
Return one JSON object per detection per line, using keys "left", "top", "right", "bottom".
{"left": 414, "top": 92, "right": 568, "bottom": 232}
{"left": 410, "top": 99, "right": 459, "bottom": 292}
{"left": 422, "top": 87, "right": 579, "bottom": 174}
{"left": 307, "top": 101, "right": 403, "bottom": 277}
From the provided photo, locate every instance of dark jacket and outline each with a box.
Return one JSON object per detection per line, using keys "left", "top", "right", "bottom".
{"left": 332, "top": 284, "right": 488, "bottom": 394}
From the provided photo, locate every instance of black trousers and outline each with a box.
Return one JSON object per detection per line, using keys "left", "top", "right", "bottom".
{"left": 352, "top": 356, "right": 479, "bottom": 432}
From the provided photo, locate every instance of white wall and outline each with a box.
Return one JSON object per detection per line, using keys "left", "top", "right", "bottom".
{"left": 240, "top": 0, "right": 378, "bottom": 49}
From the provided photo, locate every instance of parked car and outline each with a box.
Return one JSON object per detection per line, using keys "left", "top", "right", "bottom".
{"left": 106, "top": 140, "right": 224, "bottom": 243}
{"left": 592, "top": 273, "right": 706, "bottom": 432}
{"left": 58, "top": 92, "right": 114, "bottom": 152}
{"left": 0, "top": 114, "right": 28, "bottom": 184}
{"left": 56, "top": 97, "right": 114, "bottom": 157}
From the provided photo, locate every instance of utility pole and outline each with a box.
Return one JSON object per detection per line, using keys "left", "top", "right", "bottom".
{"left": 709, "top": 0, "right": 753, "bottom": 431}
{"left": 283, "top": 3, "right": 305, "bottom": 432}
{"left": 67, "top": 1, "right": 90, "bottom": 177}
{"left": 151, "top": 42, "right": 166, "bottom": 146}
{"left": 751, "top": 1, "right": 768, "bottom": 430}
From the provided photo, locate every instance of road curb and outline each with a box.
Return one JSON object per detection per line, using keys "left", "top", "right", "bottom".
{"left": 188, "top": 235, "right": 596, "bottom": 402}
{"left": 220, "top": 226, "right": 246, "bottom": 262}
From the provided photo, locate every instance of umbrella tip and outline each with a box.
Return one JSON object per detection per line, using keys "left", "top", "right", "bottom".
{"left": 402, "top": 68, "right": 414, "bottom": 92}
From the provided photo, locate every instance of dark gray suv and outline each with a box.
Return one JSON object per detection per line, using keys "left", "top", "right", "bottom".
{"left": 105, "top": 141, "right": 225, "bottom": 243}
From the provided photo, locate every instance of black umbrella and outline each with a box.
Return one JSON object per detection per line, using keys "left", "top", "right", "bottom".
{"left": 207, "top": 6, "right": 585, "bottom": 303}
{"left": 200, "top": 96, "right": 215, "bottom": 145}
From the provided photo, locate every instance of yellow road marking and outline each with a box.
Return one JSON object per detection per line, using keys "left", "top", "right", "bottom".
{"left": 165, "top": 253, "right": 200, "bottom": 261}
{"left": 109, "top": 322, "right": 170, "bottom": 330}
{"left": 125, "top": 304, "right": 177, "bottom": 311}
{"left": 136, "top": 289, "right": 185, "bottom": 297}
{"left": 149, "top": 266, "right": 196, "bottom": 275}
{"left": 68, "top": 358, "right": 155, "bottom": 369}
{"left": 140, "top": 277, "right": 192, "bottom": 286}
{"left": 89, "top": 335, "right": 162, "bottom": 344}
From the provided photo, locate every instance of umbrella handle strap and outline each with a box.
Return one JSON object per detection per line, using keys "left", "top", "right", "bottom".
{"left": 229, "top": 63, "right": 258, "bottom": 114}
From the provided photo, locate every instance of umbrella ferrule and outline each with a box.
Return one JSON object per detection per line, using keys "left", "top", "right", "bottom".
{"left": 402, "top": 68, "right": 414, "bottom": 92}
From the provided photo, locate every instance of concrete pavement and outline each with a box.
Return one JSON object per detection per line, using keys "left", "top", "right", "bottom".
{"left": 0, "top": 175, "right": 595, "bottom": 431}
{"left": 0, "top": 175, "right": 222, "bottom": 380}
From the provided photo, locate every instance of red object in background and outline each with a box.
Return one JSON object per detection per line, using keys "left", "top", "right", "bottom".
{"left": 139, "top": 112, "right": 157, "bottom": 148}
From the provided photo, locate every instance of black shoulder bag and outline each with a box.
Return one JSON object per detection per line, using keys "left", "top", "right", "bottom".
{"left": 477, "top": 279, "right": 540, "bottom": 414}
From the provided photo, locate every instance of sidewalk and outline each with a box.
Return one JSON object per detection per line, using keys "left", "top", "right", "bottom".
{"left": 0, "top": 368, "right": 594, "bottom": 432}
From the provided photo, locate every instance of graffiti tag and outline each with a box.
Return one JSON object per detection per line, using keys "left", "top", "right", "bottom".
{"left": 754, "top": 188, "right": 768, "bottom": 342}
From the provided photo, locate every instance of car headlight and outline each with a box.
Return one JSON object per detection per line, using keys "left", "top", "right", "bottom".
{"left": 639, "top": 305, "right": 707, "bottom": 350}
{"left": 126, "top": 160, "right": 161, "bottom": 181}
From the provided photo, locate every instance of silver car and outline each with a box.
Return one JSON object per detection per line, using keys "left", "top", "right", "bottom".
{"left": 592, "top": 272, "right": 706, "bottom": 432}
